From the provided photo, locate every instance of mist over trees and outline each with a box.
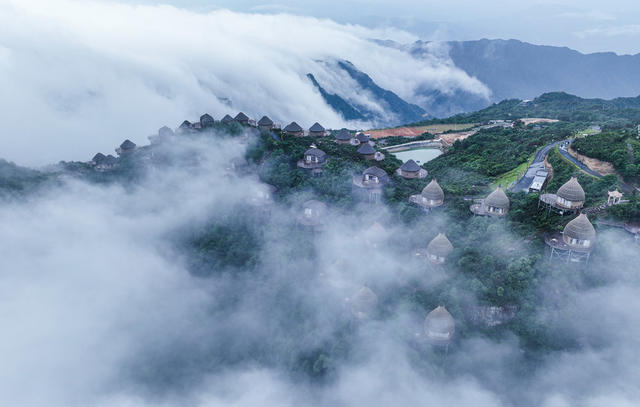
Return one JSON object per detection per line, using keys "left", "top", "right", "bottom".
{"left": 1, "top": 119, "right": 639, "bottom": 406}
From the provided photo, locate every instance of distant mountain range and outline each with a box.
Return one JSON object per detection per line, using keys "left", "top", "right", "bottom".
{"left": 308, "top": 39, "right": 640, "bottom": 125}
{"left": 307, "top": 61, "right": 427, "bottom": 126}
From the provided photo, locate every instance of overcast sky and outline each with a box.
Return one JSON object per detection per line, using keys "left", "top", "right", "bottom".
{"left": 111, "top": 0, "right": 640, "bottom": 54}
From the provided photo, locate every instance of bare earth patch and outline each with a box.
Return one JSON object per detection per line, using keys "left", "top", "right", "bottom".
{"left": 366, "top": 123, "right": 478, "bottom": 139}
{"left": 438, "top": 131, "right": 476, "bottom": 146}
{"left": 568, "top": 147, "right": 616, "bottom": 175}
{"left": 520, "top": 118, "right": 560, "bottom": 125}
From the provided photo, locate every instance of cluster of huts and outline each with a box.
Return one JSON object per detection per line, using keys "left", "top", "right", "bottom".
{"left": 84, "top": 111, "right": 632, "bottom": 347}
{"left": 348, "top": 286, "right": 456, "bottom": 346}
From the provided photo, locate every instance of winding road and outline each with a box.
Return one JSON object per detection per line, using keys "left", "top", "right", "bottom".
{"left": 513, "top": 139, "right": 635, "bottom": 194}
{"left": 512, "top": 140, "right": 563, "bottom": 192}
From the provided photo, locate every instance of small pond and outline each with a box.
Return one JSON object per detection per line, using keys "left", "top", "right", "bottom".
{"left": 391, "top": 148, "right": 442, "bottom": 164}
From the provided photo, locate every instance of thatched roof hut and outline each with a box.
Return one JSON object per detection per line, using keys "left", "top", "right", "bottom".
{"left": 359, "top": 166, "right": 390, "bottom": 187}
{"left": 409, "top": 179, "right": 444, "bottom": 209}
{"left": 424, "top": 306, "right": 455, "bottom": 345}
{"left": 200, "top": 113, "right": 215, "bottom": 128}
{"left": 309, "top": 122, "right": 326, "bottom": 136}
{"left": 158, "top": 126, "right": 174, "bottom": 138}
{"left": 91, "top": 152, "right": 106, "bottom": 165}
{"left": 298, "top": 199, "right": 327, "bottom": 227}
{"left": 234, "top": 112, "right": 250, "bottom": 123}
{"left": 426, "top": 233, "right": 453, "bottom": 264}
{"left": 283, "top": 121, "right": 304, "bottom": 136}
{"left": 357, "top": 143, "right": 377, "bottom": 160}
{"left": 397, "top": 159, "right": 428, "bottom": 179}
{"left": 116, "top": 139, "right": 136, "bottom": 155}
{"left": 221, "top": 114, "right": 234, "bottom": 123}
{"left": 563, "top": 213, "right": 596, "bottom": 249}
{"left": 335, "top": 128, "right": 351, "bottom": 143}
{"left": 350, "top": 286, "right": 378, "bottom": 319}
{"left": 258, "top": 115, "right": 274, "bottom": 129}
{"left": 556, "top": 177, "right": 585, "bottom": 209}
{"left": 485, "top": 187, "right": 509, "bottom": 213}
{"left": 356, "top": 133, "right": 369, "bottom": 143}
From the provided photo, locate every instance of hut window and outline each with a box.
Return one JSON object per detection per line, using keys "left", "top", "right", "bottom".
{"left": 304, "top": 208, "right": 313, "bottom": 217}
{"left": 428, "top": 331, "right": 450, "bottom": 339}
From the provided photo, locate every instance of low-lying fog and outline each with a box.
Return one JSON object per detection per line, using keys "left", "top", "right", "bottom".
{"left": 1, "top": 130, "right": 639, "bottom": 407}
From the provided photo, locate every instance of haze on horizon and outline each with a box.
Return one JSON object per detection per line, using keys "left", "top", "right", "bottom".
{"left": 113, "top": 0, "right": 640, "bottom": 55}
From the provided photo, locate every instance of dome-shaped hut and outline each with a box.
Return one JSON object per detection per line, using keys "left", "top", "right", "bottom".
{"left": 200, "top": 113, "right": 215, "bottom": 128}
{"left": 309, "top": 122, "right": 326, "bottom": 137}
{"left": 397, "top": 159, "right": 428, "bottom": 179}
{"left": 283, "top": 121, "right": 304, "bottom": 137}
{"left": 350, "top": 286, "right": 378, "bottom": 319}
{"left": 353, "top": 167, "right": 390, "bottom": 203}
{"left": 356, "top": 167, "right": 390, "bottom": 187}
{"left": 355, "top": 132, "right": 370, "bottom": 144}
{"left": 410, "top": 179, "right": 444, "bottom": 210}
{"left": 357, "top": 143, "right": 377, "bottom": 160}
{"left": 298, "top": 199, "right": 327, "bottom": 228}
{"left": 234, "top": 112, "right": 250, "bottom": 124}
{"left": 563, "top": 213, "right": 596, "bottom": 249}
{"left": 424, "top": 306, "right": 455, "bottom": 346}
{"left": 297, "top": 146, "right": 328, "bottom": 174}
{"left": 471, "top": 186, "right": 509, "bottom": 216}
{"left": 258, "top": 115, "right": 274, "bottom": 130}
{"left": 556, "top": 177, "right": 585, "bottom": 210}
{"left": 485, "top": 186, "right": 510, "bottom": 215}
{"left": 116, "top": 139, "right": 136, "bottom": 156}
{"left": 545, "top": 213, "right": 596, "bottom": 263}
{"left": 426, "top": 233, "right": 454, "bottom": 264}
{"left": 335, "top": 128, "right": 352, "bottom": 144}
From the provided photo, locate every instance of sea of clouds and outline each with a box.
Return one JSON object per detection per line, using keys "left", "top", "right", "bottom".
{"left": 0, "top": 130, "right": 639, "bottom": 407}
{"left": 0, "top": 0, "right": 489, "bottom": 166}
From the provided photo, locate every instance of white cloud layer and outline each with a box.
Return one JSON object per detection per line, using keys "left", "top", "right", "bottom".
{"left": 1, "top": 131, "right": 640, "bottom": 407}
{"left": 0, "top": 0, "right": 488, "bottom": 166}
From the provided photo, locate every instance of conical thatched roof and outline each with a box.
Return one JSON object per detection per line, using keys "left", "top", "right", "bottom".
{"left": 356, "top": 133, "right": 369, "bottom": 143}
{"left": 363, "top": 166, "right": 390, "bottom": 183}
{"left": 200, "top": 113, "right": 214, "bottom": 123}
{"left": 258, "top": 115, "right": 273, "bottom": 126}
{"left": 426, "top": 233, "right": 453, "bottom": 258}
{"left": 351, "top": 286, "right": 378, "bottom": 315}
{"left": 424, "top": 305, "right": 455, "bottom": 338}
{"left": 357, "top": 143, "right": 376, "bottom": 155}
{"left": 234, "top": 112, "right": 249, "bottom": 121}
{"left": 557, "top": 176, "right": 585, "bottom": 202}
{"left": 120, "top": 139, "right": 136, "bottom": 150}
{"left": 421, "top": 179, "right": 444, "bottom": 201}
{"left": 284, "top": 121, "right": 303, "bottom": 132}
{"left": 221, "top": 114, "right": 234, "bottom": 123}
{"left": 564, "top": 213, "right": 596, "bottom": 241}
{"left": 485, "top": 186, "right": 510, "bottom": 209}
{"left": 400, "top": 159, "right": 421, "bottom": 173}
{"left": 179, "top": 120, "right": 192, "bottom": 128}
{"left": 309, "top": 122, "right": 325, "bottom": 132}
{"left": 304, "top": 148, "right": 326, "bottom": 159}
{"left": 92, "top": 153, "right": 106, "bottom": 163}
{"left": 158, "top": 126, "right": 174, "bottom": 137}
{"left": 336, "top": 128, "right": 351, "bottom": 140}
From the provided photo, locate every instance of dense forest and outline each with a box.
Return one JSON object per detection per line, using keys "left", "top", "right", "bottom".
{"left": 411, "top": 92, "right": 640, "bottom": 127}
{"left": 1, "top": 98, "right": 639, "bottom": 396}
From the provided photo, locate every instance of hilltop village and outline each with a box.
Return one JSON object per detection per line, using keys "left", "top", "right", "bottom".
{"left": 68, "top": 105, "right": 640, "bottom": 353}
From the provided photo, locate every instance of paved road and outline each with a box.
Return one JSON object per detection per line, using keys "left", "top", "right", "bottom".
{"left": 512, "top": 140, "right": 564, "bottom": 192}
{"left": 514, "top": 139, "right": 636, "bottom": 194}
{"left": 557, "top": 143, "right": 601, "bottom": 178}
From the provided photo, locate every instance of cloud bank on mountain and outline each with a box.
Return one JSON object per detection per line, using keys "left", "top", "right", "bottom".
{"left": 0, "top": 0, "right": 488, "bottom": 165}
